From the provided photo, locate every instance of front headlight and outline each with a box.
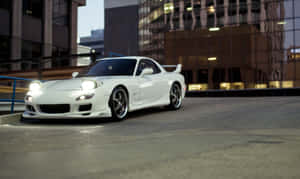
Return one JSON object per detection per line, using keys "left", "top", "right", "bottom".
{"left": 81, "top": 80, "right": 97, "bottom": 90}
{"left": 29, "top": 81, "right": 41, "bottom": 92}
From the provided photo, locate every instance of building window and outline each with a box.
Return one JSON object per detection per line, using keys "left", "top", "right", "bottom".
{"left": 53, "top": 0, "right": 69, "bottom": 26}
{"left": 0, "top": 0, "right": 11, "bottom": 10}
{"left": 228, "top": 68, "right": 241, "bottom": 82}
{"left": 23, "top": 0, "right": 43, "bottom": 18}
{"left": 197, "top": 69, "right": 208, "bottom": 83}
{"left": 213, "top": 68, "right": 225, "bottom": 89}
{"left": 21, "top": 40, "right": 42, "bottom": 70}
{"left": 52, "top": 46, "right": 70, "bottom": 67}
{"left": 0, "top": 36, "right": 10, "bottom": 61}
{"left": 181, "top": 70, "right": 193, "bottom": 84}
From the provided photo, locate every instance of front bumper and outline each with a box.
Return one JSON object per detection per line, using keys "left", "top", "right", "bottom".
{"left": 22, "top": 89, "right": 112, "bottom": 119}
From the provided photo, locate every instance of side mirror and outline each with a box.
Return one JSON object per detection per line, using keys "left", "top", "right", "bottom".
{"left": 72, "top": 72, "right": 79, "bottom": 78}
{"left": 140, "top": 68, "right": 153, "bottom": 77}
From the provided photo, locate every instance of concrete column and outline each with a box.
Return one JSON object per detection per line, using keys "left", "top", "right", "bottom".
{"left": 179, "top": 0, "right": 184, "bottom": 30}
{"left": 213, "top": 0, "right": 217, "bottom": 27}
{"left": 70, "top": 1, "right": 78, "bottom": 66}
{"left": 43, "top": 0, "right": 53, "bottom": 69}
{"left": 236, "top": 0, "right": 240, "bottom": 25}
{"left": 201, "top": 0, "right": 207, "bottom": 28}
{"left": 191, "top": 0, "right": 196, "bottom": 30}
{"left": 260, "top": 0, "right": 266, "bottom": 32}
{"left": 224, "top": 0, "right": 229, "bottom": 26}
{"left": 10, "top": 0, "right": 22, "bottom": 71}
{"left": 170, "top": 0, "right": 174, "bottom": 30}
{"left": 247, "top": 0, "right": 252, "bottom": 24}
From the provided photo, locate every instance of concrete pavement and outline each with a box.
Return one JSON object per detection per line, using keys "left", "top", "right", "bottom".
{"left": 0, "top": 97, "right": 300, "bottom": 179}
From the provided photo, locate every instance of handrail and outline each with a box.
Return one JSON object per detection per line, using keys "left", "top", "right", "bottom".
{"left": 0, "top": 75, "right": 35, "bottom": 113}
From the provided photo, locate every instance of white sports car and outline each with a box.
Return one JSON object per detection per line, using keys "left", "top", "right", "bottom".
{"left": 22, "top": 56, "right": 186, "bottom": 121}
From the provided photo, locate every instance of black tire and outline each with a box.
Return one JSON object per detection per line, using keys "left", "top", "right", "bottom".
{"left": 168, "top": 83, "right": 182, "bottom": 110}
{"left": 109, "top": 87, "right": 129, "bottom": 121}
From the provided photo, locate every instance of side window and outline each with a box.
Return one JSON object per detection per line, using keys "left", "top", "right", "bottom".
{"left": 146, "top": 60, "right": 161, "bottom": 74}
{"left": 136, "top": 60, "right": 148, "bottom": 76}
{"left": 136, "top": 59, "right": 161, "bottom": 76}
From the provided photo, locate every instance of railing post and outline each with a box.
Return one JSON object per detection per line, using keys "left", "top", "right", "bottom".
{"left": 11, "top": 80, "right": 17, "bottom": 114}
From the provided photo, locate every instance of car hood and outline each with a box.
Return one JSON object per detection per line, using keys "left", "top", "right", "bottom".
{"left": 42, "top": 76, "right": 133, "bottom": 91}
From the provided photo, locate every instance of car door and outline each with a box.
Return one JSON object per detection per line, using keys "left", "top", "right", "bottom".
{"left": 135, "top": 59, "right": 154, "bottom": 106}
{"left": 135, "top": 59, "right": 167, "bottom": 106}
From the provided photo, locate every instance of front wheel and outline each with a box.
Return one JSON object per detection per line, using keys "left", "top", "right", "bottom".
{"left": 168, "top": 83, "right": 182, "bottom": 110}
{"left": 109, "top": 87, "right": 129, "bottom": 121}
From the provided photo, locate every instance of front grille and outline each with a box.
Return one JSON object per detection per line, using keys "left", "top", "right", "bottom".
{"left": 26, "top": 105, "right": 35, "bottom": 112}
{"left": 39, "top": 104, "right": 70, "bottom": 114}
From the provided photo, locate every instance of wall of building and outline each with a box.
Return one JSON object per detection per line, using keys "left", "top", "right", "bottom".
{"left": 139, "top": 0, "right": 300, "bottom": 90}
{"left": 0, "top": 0, "right": 86, "bottom": 72}
{"left": 104, "top": 0, "right": 139, "bottom": 56}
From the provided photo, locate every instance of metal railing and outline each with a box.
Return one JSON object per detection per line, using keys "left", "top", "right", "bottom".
{"left": 0, "top": 75, "right": 33, "bottom": 113}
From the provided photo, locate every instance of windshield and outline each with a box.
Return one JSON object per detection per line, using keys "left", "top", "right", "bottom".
{"left": 78, "top": 59, "right": 137, "bottom": 77}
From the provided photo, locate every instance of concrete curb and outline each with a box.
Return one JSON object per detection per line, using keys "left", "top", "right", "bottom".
{"left": 0, "top": 113, "right": 22, "bottom": 125}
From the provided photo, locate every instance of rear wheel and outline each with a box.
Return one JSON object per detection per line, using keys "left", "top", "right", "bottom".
{"left": 168, "top": 83, "right": 182, "bottom": 110}
{"left": 109, "top": 87, "right": 129, "bottom": 121}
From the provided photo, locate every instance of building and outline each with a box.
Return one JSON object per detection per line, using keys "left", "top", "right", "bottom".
{"left": 0, "top": 0, "right": 86, "bottom": 72}
{"left": 79, "top": 29, "right": 104, "bottom": 59}
{"left": 104, "top": 0, "right": 139, "bottom": 56}
{"left": 139, "top": 0, "right": 300, "bottom": 90}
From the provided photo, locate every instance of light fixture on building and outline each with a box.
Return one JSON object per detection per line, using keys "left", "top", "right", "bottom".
{"left": 209, "top": 27, "right": 220, "bottom": 31}
{"left": 269, "top": 81, "right": 280, "bottom": 88}
{"left": 231, "top": 82, "right": 245, "bottom": 90}
{"left": 188, "top": 84, "right": 208, "bottom": 91}
{"left": 255, "top": 84, "right": 267, "bottom": 89}
{"left": 277, "top": 21, "right": 287, "bottom": 25}
{"left": 187, "top": 7, "right": 193, "bottom": 11}
{"left": 282, "top": 81, "right": 294, "bottom": 88}
{"left": 220, "top": 83, "right": 231, "bottom": 90}
{"left": 208, "top": 57, "right": 217, "bottom": 61}
{"left": 207, "top": 6, "right": 215, "bottom": 14}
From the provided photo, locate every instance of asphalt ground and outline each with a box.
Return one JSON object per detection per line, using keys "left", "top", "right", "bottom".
{"left": 0, "top": 97, "right": 300, "bottom": 179}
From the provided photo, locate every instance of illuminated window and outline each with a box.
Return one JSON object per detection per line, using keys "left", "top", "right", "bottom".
{"left": 231, "top": 82, "right": 244, "bottom": 90}
{"left": 269, "top": 81, "right": 280, "bottom": 88}
{"left": 188, "top": 84, "right": 208, "bottom": 91}
{"left": 164, "top": 3, "right": 174, "bottom": 14}
{"left": 220, "top": 82, "right": 231, "bottom": 90}
{"left": 207, "top": 6, "right": 215, "bottom": 14}
{"left": 255, "top": 84, "right": 267, "bottom": 89}
{"left": 282, "top": 81, "right": 294, "bottom": 88}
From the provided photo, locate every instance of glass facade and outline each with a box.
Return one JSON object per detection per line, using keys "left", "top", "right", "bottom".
{"left": 139, "top": 0, "right": 300, "bottom": 90}
{"left": 23, "top": 0, "right": 43, "bottom": 18}
{"left": 52, "top": 0, "right": 71, "bottom": 67}
{"left": 53, "top": 0, "right": 70, "bottom": 26}
{"left": 0, "top": 0, "right": 11, "bottom": 64}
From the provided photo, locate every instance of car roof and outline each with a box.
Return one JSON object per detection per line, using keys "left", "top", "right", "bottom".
{"left": 96, "top": 56, "right": 151, "bottom": 62}
{"left": 96, "top": 56, "right": 166, "bottom": 72}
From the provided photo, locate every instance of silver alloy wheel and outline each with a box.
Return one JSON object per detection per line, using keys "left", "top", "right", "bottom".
{"left": 170, "top": 83, "right": 182, "bottom": 109}
{"left": 111, "top": 88, "right": 128, "bottom": 119}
